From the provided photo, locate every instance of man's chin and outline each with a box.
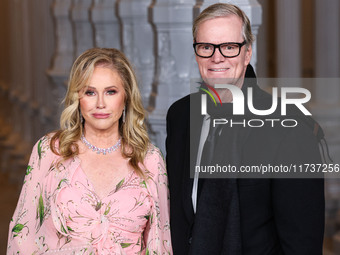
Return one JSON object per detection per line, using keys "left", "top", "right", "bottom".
{"left": 203, "top": 77, "right": 239, "bottom": 86}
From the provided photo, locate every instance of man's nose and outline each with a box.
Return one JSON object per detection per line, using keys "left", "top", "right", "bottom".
{"left": 211, "top": 48, "right": 225, "bottom": 63}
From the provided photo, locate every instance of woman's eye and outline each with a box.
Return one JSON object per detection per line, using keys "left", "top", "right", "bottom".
{"left": 107, "top": 90, "right": 117, "bottom": 95}
{"left": 85, "top": 90, "right": 95, "bottom": 96}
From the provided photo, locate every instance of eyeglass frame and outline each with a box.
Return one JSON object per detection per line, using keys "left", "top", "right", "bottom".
{"left": 193, "top": 40, "right": 247, "bottom": 58}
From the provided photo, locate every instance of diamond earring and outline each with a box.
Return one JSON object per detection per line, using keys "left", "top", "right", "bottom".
{"left": 122, "top": 107, "right": 126, "bottom": 123}
{"left": 80, "top": 111, "right": 84, "bottom": 124}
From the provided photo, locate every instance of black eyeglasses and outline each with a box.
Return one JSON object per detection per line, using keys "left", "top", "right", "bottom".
{"left": 193, "top": 41, "right": 247, "bottom": 58}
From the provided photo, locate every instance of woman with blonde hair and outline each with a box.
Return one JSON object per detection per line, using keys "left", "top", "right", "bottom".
{"left": 7, "top": 48, "right": 172, "bottom": 254}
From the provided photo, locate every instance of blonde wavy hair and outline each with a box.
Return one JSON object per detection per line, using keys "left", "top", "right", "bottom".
{"left": 51, "top": 48, "right": 150, "bottom": 176}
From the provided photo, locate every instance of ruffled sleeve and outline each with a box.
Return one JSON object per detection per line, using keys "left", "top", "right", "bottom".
{"left": 7, "top": 135, "right": 58, "bottom": 254}
{"left": 143, "top": 146, "right": 172, "bottom": 254}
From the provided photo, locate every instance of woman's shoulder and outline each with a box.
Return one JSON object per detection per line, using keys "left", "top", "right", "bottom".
{"left": 31, "top": 132, "right": 59, "bottom": 157}
{"left": 33, "top": 133, "right": 51, "bottom": 148}
{"left": 143, "top": 143, "right": 166, "bottom": 177}
{"left": 145, "top": 143, "right": 164, "bottom": 162}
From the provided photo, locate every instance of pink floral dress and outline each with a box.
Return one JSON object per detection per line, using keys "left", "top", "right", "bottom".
{"left": 7, "top": 135, "right": 172, "bottom": 254}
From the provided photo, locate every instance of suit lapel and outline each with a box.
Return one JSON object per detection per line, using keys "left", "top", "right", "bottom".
{"left": 182, "top": 93, "right": 204, "bottom": 224}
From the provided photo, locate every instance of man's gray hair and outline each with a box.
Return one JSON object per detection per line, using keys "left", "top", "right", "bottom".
{"left": 193, "top": 3, "right": 255, "bottom": 46}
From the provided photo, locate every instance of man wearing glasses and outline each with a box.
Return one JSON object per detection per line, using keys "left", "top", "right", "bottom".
{"left": 166, "top": 3, "right": 324, "bottom": 255}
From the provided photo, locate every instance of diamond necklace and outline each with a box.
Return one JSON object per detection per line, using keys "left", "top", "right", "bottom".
{"left": 81, "top": 134, "right": 121, "bottom": 155}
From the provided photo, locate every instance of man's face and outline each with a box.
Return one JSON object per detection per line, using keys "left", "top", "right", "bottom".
{"left": 195, "top": 15, "right": 252, "bottom": 88}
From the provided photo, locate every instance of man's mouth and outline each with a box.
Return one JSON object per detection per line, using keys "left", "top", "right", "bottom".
{"left": 209, "top": 68, "right": 228, "bottom": 72}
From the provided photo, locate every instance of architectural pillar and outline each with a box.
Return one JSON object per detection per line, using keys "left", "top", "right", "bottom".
{"left": 118, "top": 0, "right": 154, "bottom": 107}
{"left": 91, "top": 0, "right": 121, "bottom": 49}
{"left": 148, "top": 0, "right": 196, "bottom": 154}
{"left": 71, "top": 0, "right": 94, "bottom": 58}
{"left": 47, "top": 0, "right": 74, "bottom": 122}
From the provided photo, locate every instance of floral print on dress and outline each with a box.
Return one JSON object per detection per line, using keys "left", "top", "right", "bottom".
{"left": 7, "top": 135, "right": 172, "bottom": 254}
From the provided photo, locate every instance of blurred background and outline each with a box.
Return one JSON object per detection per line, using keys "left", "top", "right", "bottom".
{"left": 0, "top": 0, "right": 339, "bottom": 254}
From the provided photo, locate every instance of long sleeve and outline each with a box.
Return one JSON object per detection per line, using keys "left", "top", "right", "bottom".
{"left": 143, "top": 146, "right": 172, "bottom": 254}
{"left": 7, "top": 136, "right": 57, "bottom": 254}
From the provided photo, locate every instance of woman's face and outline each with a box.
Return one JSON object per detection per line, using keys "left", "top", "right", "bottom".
{"left": 79, "top": 66, "right": 125, "bottom": 135}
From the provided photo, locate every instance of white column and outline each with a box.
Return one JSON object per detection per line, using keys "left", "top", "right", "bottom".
{"left": 118, "top": 0, "right": 154, "bottom": 107}
{"left": 118, "top": 0, "right": 134, "bottom": 63}
{"left": 276, "top": 0, "right": 301, "bottom": 78}
{"left": 194, "top": 0, "right": 262, "bottom": 72}
{"left": 47, "top": 0, "right": 74, "bottom": 122}
{"left": 150, "top": 30, "right": 179, "bottom": 112}
{"left": 150, "top": 0, "right": 196, "bottom": 110}
{"left": 71, "top": 0, "right": 94, "bottom": 58}
{"left": 49, "top": 0, "right": 74, "bottom": 75}
{"left": 91, "top": 0, "right": 121, "bottom": 49}
{"left": 148, "top": 0, "right": 196, "bottom": 154}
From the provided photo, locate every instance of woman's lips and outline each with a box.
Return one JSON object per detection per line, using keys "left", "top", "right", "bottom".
{"left": 92, "top": 113, "right": 110, "bottom": 119}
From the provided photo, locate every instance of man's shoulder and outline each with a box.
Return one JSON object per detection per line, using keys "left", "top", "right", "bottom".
{"left": 167, "top": 93, "right": 201, "bottom": 118}
{"left": 168, "top": 94, "right": 190, "bottom": 113}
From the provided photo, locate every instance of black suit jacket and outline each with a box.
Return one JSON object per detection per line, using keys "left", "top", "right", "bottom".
{"left": 166, "top": 65, "right": 325, "bottom": 255}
